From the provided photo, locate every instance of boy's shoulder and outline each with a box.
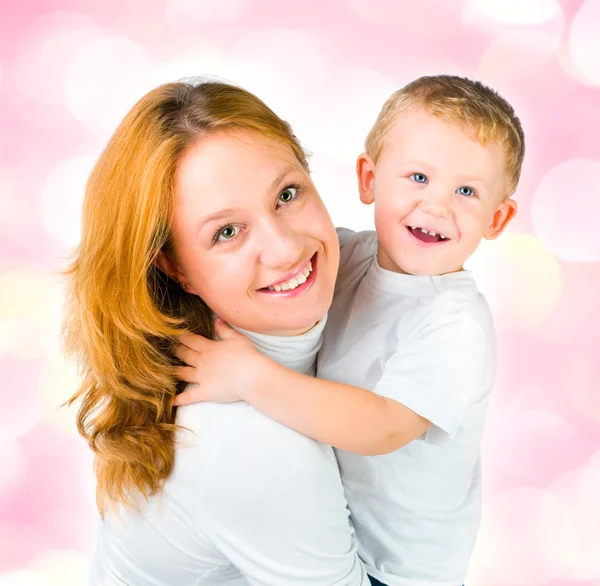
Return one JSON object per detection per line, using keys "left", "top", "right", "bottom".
{"left": 334, "top": 228, "right": 378, "bottom": 293}
{"left": 402, "top": 282, "right": 495, "bottom": 353}
{"left": 336, "top": 227, "right": 377, "bottom": 259}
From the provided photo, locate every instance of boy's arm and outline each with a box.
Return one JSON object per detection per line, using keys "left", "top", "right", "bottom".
{"left": 241, "top": 363, "right": 431, "bottom": 455}
{"left": 175, "top": 303, "right": 489, "bottom": 456}
{"left": 174, "top": 321, "right": 430, "bottom": 456}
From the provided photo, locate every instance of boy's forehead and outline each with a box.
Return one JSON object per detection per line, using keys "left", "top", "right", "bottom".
{"left": 381, "top": 107, "right": 507, "bottom": 176}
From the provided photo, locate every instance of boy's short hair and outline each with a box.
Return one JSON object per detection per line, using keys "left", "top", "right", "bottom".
{"left": 365, "top": 75, "right": 525, "bottom": 196}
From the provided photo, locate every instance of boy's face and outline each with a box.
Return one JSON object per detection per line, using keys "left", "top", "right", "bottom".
{"left": 358, "top": 107, "right": 517, "bottom": 276}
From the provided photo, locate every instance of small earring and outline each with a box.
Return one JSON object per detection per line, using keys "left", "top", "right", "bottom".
{"left": 177, "top": 280, "right": 190, "bottom": 291}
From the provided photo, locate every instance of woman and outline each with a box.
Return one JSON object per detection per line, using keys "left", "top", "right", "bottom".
{"left": 65, "top": 80, "right": 368, "bottom": 585}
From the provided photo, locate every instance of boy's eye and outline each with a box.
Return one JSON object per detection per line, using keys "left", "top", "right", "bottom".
{"left": 277, "top": 186, "right": 298, "bottom": 206}
{"left": 410, "top": 173, "right": 428, "bottom": 184}
{"left": 457, "top": 186, "right": 475, "bottom": 197}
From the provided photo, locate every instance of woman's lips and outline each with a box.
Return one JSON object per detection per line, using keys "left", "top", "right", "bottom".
{"left": 258, "top": 253, "right": 318, "bottom": 297}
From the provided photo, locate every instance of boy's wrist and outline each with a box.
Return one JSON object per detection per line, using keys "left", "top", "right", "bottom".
{"left": 241, "top": 356, "right": 291, "bottom": 404}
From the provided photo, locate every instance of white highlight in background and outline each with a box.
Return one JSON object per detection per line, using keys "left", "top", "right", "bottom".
{"left": 168, "top": 0, "right": 250, "bottom": 23}
{"left": 568, "top": 0, "right": 600, "bottom": 86}
{"left": 531, "top": 159, "right": 600, "bottom": 263}
{"left": 466, "top": 233, "right": 561, "bottom": 330}
{"left": 39, "top": 155, "right": 96, "bottom": 250}
{"left": 64, "top": 36, "right": 153, "bottom": 134}
{"left": 11, "top": 12, "right": 101, "bottom": 121}
{"left": 465, "top": 0, "right": 561, "bottom": 25}
{"left": 149, "top": 47, "right": 225, "bottom": 88}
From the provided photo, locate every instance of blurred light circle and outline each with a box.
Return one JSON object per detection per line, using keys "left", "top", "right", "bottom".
{"left": 478, "top": 30, "right": 560, "bottom": 83}
{"left": 168, "top": 0, "right": 250, "bottom": 22}
{"left": 466, "top": 232, "right": 562, "bottom": 330}
{"left": 0, "top": 441, "right": 26, "bottom": 502}
{"left": 0, "top": 268, "right": 63, "bottom": 328}
{"left": 483, "top": 408, "right": 578, "bottom": 483}
{"left": 0, "top": 357, "right": 43, "bottom": 441}
{"left": 540, "top": 462, "right": 600, "bottom": 580}
{"left": 581, "top": 451, "right": 600, "bottom": 515}
{"left": 294, "top": 67, "right": 397, "bottom": 164}
{"left": 346, "top": 0, "right": 467, "bottom": 31}
{"left": 465, "top": 0, "right": 561, "bottom": 25}
{"left": 64, "top": 36, "right": 153, "bottom": 134}
{"left": 568, "top": 0, "right": 600, "bottom": 86}
{"left": 220, "top": 28, "right": 328, "bottom": 123}
{"left": 0, "top": 523, "right": 49, "bottom": 574}
{"left": 39, "top": 355, "right": 82, "bottom": 437}
{"left": 149, "top": 47, "right": 225, "bottom": 87}
{"left": 0, "top": 571, "right": 47, "bottom": 586}
{"left": 0, "top": 169, "right": 15, "bottom": 229}
{"left": 39, "top": 155, "right": 96, "bottom": 250}
{"left": 311, "top": 159, "right": 372, "bottom": 231}
{"left": 27, "top": 549, "right": 90, "bottom": 586}
{"left": 531, "top": 159, "right": 600, "bottom": 262}
{"left": 468, "top": 487, "right": 562, "bottom": 584}
{"left": 566, "top": 353, "right": 600, "bottom": 425}
{"left": 10, "top": 12, "right": 100, "bottom": 123}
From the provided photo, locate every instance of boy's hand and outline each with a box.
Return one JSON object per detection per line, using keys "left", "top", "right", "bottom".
{"left": 173, "top": 319, "right": 269, "bottom": 407}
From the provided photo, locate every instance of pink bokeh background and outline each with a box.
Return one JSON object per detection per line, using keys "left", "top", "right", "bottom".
{"left": 1, "top": 1, "right": 599, "bottom": 584}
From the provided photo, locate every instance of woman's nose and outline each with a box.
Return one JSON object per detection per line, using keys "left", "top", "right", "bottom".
{"left": 257, "top": 217, "right": 304, "bottom": 268}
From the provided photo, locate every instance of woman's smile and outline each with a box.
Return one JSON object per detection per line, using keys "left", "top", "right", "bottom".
{"left": 258, "top": 251, "right": 318, "bottom": 295}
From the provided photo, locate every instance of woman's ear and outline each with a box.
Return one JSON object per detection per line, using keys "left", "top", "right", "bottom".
{"left": 357, "top": 153, "right": 376, "bottom": 205}
{"left": 484, "top": 197, "right": 518, "bottom": 240}
{"left": 156, "top": 250, "right": 195, "bottom": 293}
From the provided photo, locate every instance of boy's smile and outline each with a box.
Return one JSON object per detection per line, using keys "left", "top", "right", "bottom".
{"left": 357, "top": 106, "right": 517, "bottom": 276}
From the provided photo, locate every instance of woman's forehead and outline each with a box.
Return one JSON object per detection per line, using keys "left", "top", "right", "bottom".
{"left": 173, "top": 130, "right": 304, "bottom": 219}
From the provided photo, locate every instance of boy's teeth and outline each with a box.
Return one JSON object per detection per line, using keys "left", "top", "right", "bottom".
{"left": 414, "top": 226, "right": 445, "bottom": 239}
{"left": 266, "top": 260, "right": 313, "bottom": 291}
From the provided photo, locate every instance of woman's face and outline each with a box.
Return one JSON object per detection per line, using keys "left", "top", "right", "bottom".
{"left": 167, "top": 130, "right": 339, "bottom": 336}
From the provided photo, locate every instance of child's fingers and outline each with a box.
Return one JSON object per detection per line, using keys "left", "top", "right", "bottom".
{"left": 214, "top": 318, "right": 242, "bottom": 341}
{"left": 174, "top": 365, "right": 197, "bottom": 383}
{"left": 178, "top": 332, "right": 212, "bottom": 352}
{"left": 173, "top": 344, "right": 199, "bottom": 367}
{"left": 173, "top": 384, "right": 210, "bottom": 407}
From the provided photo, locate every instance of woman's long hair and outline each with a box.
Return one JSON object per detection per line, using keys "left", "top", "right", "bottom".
{"left": 63, "top": 80, "right": 309, "bottom": 515}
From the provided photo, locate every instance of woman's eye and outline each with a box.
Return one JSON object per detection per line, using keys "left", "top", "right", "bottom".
{"left": 216, "top": 225, "right": 239, "bottom": 242}
{"left": 410, "top": 173, "right": 428, "bottom": 184}
{"left": 277, "top": 186, "right": 298, "bottom": 206}
{"left": 457, "top": 186, "right": 475, "bottom": 197}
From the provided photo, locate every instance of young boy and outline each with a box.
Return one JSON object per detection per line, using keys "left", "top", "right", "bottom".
{"left": 175, "top": 75, "right": 524, "bottom": 585}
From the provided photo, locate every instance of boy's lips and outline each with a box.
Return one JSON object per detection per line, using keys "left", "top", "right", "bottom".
{"left": 406, "top": 225, "right": 451, "bottom": 244}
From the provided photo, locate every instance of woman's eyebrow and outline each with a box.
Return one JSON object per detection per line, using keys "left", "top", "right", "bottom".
{"left": 269, "top": 165, "right": 298, "bottom": 191}
{"left": 197, "top": 208, "right": 239, "bottom": 229}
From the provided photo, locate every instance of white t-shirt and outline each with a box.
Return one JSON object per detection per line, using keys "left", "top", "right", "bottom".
{"left": 318, "top": 229, "right": 496, "bottom": 586}
{"left": 90, "top": 317, "right": 369, "bottom": 586}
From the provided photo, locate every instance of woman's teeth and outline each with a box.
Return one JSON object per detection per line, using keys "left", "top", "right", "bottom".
{"left": 267, "top": 262, "right": 313, "bottom": 291}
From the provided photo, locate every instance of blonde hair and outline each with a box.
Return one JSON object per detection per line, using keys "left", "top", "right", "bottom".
{"left": 365, "top": 75, "right": 525, "bottom": 195}
{"left": 63, "top": 79, "right": 309, "bottom": 515}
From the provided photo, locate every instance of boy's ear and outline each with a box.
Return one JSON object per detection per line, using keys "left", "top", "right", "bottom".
{"left": 357, "top": 153, "right": 376, "bottom": 205}
{"left": 484, "top": 197, "right": 518, "bottom": 240}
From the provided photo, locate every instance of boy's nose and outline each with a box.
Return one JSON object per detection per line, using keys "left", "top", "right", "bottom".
{"left": 419, "top": 190, "right": 453, "bottom": 219}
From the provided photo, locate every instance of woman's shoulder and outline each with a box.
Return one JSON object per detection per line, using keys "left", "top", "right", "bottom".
{"left": 175, "top": 402, "right": 338, "bottom": 471}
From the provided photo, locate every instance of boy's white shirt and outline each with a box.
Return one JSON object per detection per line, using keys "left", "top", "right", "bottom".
{"left": 318, "top": 228, "right": 496, "bottom": 586}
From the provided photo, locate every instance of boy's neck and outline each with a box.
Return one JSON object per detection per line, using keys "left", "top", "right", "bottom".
{"left": 377, "top": 246, "right": 464, "bottom": 278}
